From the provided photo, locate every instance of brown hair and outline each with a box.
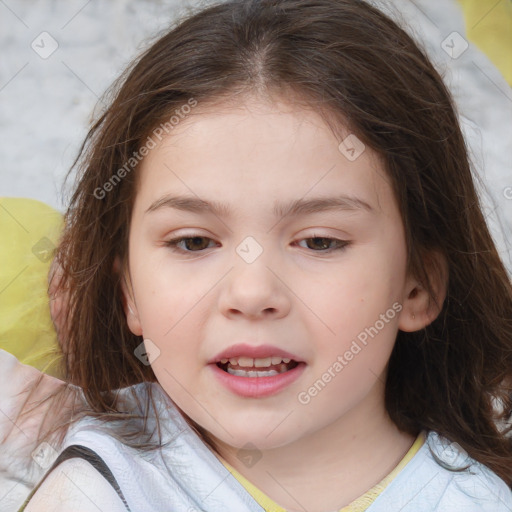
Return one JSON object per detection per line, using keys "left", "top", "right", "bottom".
{"left": 49, "top": 0, "right": 512, "bottom": 483}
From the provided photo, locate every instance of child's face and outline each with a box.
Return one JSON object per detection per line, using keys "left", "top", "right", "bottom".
{"left": 123, "top": 94, "right": 413, "bottom": 451}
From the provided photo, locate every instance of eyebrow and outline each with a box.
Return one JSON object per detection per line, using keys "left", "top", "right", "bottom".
{"left": 145, "top": 194, "right": 374, "bottom": 218}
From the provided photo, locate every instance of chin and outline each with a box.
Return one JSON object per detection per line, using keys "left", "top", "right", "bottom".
{"left": 220, "top": 426, "right": 303, "bottom": 452}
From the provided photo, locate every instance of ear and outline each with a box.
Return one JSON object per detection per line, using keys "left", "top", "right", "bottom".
{"left": 114, "top": 256, "right": 143, "bottom": 336}
{"left": 398, "top": 250, "right": 448, "bottom": 332}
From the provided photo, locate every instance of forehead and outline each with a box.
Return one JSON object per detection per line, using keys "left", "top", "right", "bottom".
{"left": 134, "top": 94, "right": 392, "bottom": 218}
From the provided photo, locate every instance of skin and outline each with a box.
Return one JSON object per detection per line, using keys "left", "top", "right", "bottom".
{"left": 121, "top": 93, "right": 447, "bottom": 511}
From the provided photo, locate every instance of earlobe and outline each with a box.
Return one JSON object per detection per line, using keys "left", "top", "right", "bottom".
{"left": 398, "top": 250, "right": 448, "bottom": 333}
{"left": 114, "top": 256, "right": 143, "bottom": 336}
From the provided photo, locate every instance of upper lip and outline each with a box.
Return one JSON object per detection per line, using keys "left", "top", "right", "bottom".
{"left": 208, "top": 343, "right": 303, "bottom": 364}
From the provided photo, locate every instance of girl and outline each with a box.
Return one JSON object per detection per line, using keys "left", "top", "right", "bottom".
{"left": 16, "top": 0, "right": 512, "bottom": 510}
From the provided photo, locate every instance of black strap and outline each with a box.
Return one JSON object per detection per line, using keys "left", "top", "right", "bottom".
{"left": 18, "top": 444, "right": 131, "bottom": 511}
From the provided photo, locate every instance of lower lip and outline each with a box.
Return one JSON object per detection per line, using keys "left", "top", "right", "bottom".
{"left": 209, "top": 362, "right": 306, "bottom": 398}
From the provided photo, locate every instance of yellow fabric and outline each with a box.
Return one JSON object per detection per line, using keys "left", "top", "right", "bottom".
{"left": 458, "top": 0, "right": 512, "bottom": 85}
{"left": 219, "top": 432, "right": 426, "bottom": 512}
{"left": 0, "top": 197, "right": 64, "bottom": 377}
{"left": 340, "top": 432, "right": 425, "bottom": 512}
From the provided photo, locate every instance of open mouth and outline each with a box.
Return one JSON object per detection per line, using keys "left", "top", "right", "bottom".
{"left": 216, "top": 357, "right": 300, "bottom": 377}
{"left": 210, "top": 353, "right": 306, "bottom": 397}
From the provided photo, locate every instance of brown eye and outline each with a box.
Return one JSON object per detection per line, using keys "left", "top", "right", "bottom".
{"left": 305, "top": 237, "right": 332, "bottom": 250}
{"left": 296, "top": 236, "right": 350, "bottom": 252}
{"left": 165, "top": 236, "right": 216, "bottom": 253}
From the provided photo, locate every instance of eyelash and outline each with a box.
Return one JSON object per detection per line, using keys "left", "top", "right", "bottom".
{"left": 164, "top": 234, "right": 351, "bottom": 255}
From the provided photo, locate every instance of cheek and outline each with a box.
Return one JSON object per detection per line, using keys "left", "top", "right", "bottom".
{"left": 310, "top": 252, "right": 403, "bottom": 362}
{"left": 132, "top": 255, "right": 205, "bottom": 320}
{"left": 316, "top": 260, "right": 394, "bottom": 325}
{"left": 132, "top": 265, "right": 212, "bottom": 363}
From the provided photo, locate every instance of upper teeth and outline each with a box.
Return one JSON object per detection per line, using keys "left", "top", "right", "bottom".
{"left": 220, "top": 356, "right": 292, "bottom": 367}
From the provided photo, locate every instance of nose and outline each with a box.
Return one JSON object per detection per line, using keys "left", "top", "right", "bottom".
{"left": 218, "top": 252, "right": 291, "bottom": 321}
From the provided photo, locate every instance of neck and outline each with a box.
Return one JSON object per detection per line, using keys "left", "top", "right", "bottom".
{"left": 212, "top": 382, "right": 417, "bottom": 512}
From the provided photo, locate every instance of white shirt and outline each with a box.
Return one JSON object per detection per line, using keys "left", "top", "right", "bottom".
{"left": 24, "top": 382, "right": 512, "bottom": 512}
{"left": 1, "top": 350, "right": 511, "bottom": 512}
